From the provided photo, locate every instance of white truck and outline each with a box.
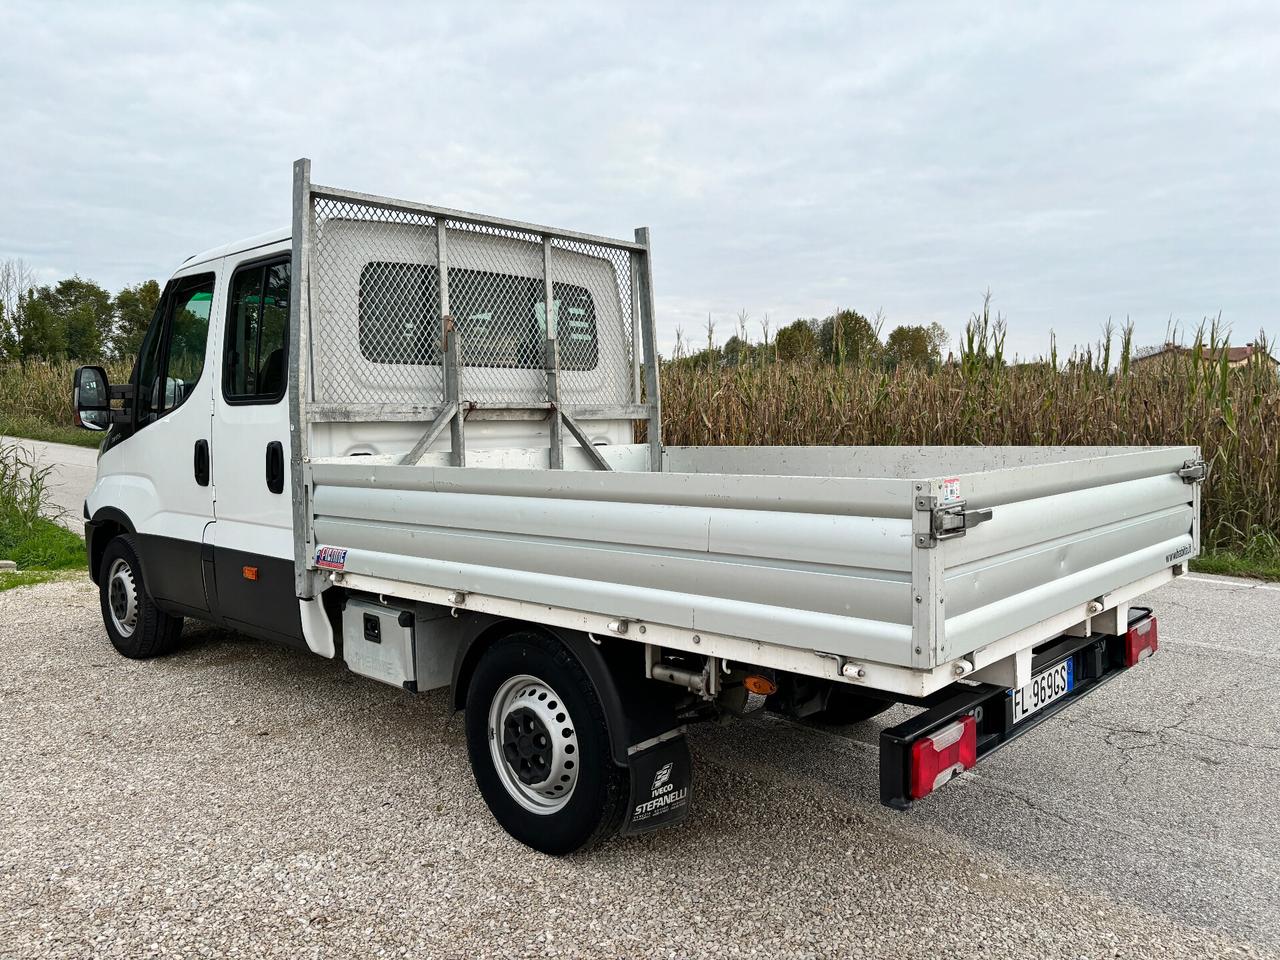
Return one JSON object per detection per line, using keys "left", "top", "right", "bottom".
{"left": 71, "top": 159, "right": 1201, "bottom": 854}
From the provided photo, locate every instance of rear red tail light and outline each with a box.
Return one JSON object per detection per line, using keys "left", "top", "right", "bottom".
{"left": 1124, "top": 616, "right": 1158, "bottom": 667}
{"left": 909, "top": 714, "right": 977, "bottom": 800}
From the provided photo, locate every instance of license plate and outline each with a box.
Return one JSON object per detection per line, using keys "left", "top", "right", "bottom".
{"left": 1011, "top": 658, "right": 1074, "bottom": 724}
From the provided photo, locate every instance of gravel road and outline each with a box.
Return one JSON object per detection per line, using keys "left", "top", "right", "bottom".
{"left": 2, "top": 575, "right": 1276, "bottom": 959}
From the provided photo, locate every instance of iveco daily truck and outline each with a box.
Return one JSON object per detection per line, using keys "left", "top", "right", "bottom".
{"left": 71, "top": 159, "right": 1198, "bottom": 854}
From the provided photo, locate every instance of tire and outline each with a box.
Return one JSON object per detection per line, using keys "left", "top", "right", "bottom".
{"left": 465, "top": 630, "right": 627, "bottom": 855}
{"left": 807, "top": 683, "right": 892, "bottom": 725}
{"left": 98, "top": 535, "right": 183, "bottom": 660}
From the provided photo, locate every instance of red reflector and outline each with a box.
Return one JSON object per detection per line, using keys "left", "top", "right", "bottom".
{"left": 1124, "top": 616, "right": 1158, "bottom": 667}
{"left": 910, "top": 714, "right": 977, "bottom": 800}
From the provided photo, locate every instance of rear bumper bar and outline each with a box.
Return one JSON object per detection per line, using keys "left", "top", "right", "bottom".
{"left": 880, "top": 607, "right": 1153, "bottom": 809}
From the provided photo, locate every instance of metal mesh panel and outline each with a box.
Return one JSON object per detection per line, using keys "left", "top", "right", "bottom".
{"left": 550, "top": 237, "right": 636, "bottom": 406}
{"left": 310, "top": 196, "right": 442, "bottom": 406}
{"left": 307, "top": 191, "right": 638, "bottom": 410}
{"left": 442, "top": 219, "right": 546, "bottom": 404}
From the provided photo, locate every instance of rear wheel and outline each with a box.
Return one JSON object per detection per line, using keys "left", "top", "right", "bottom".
{"left": 465, "top": 631, "right": 627, "bottom": 855}
{"left": 98, "top": 535, "right": 183, "bottom": 659}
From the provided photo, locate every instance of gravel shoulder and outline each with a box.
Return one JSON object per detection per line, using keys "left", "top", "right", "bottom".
{"left": 1, "top": 578, "right": 1275, "bottom": 960}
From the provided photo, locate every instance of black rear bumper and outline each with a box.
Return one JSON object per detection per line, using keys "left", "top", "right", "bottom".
{"left": 880, "top": 607, "right": 1152, "bottom": 809}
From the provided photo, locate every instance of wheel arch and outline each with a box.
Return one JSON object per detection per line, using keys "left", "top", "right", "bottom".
{"left": 451, "top": 619, "right": 677, "bottom": 768}
{"left": 86, "top": 507, "right": 135, "bottom": 586}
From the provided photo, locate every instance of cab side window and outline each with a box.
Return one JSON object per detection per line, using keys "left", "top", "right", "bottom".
{"left": 136, "top": 273, "right": 215, "bottom": 426}
{"left": 224, "top": 257, "right": 290, "bottom": 403}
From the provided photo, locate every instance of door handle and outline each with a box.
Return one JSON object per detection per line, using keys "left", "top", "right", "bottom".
{"left": 194, "top": 439, "right": 210, "bottom": 486}
{"left": 265, "top": 441, "right": 284, "bottom": 494}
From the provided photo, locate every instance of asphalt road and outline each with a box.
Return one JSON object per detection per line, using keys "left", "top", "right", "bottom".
{"left": 2, "top": 437, "right": 1277, "bottom": 957}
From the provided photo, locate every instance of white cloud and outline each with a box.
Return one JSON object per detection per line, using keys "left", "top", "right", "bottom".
{"left": 0, "top": 0, "right": 1276, "bottom": 360}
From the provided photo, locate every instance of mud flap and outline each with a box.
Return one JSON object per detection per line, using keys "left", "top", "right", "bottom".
{"left": 619, "top": 730, "right": 693, "bottom": 836}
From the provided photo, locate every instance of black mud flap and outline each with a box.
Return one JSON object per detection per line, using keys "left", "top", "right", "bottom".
{"left": 619, "top": 731, "right": 692, "bottom": 836}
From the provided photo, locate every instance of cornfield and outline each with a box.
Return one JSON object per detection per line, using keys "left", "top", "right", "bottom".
{"left": 3, "top": 320, "right": 1277, "bottom": 555}
{"left": 0, "top": 360, "right": 131, "bottom": 444}
{"left": 662, "top": 320, "right": 1279, "bottom": 553}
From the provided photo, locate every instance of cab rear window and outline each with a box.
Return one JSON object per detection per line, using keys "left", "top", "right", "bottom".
{"left": 356, "top": 262, "right": 598, "bottom": 371}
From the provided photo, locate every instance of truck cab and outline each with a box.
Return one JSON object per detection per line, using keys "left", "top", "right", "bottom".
{"left": 80, "top": 230, "right": 305, "bottom": 651}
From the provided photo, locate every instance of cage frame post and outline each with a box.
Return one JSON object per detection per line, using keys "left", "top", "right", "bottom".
{"left": 438, "top": 220, "right": 465, "bottom": 467}
{"left": 543, "top": 235, "right": 563, "bottom": 469}
{"left": 289, "top": 157, "right": 318, "bottom": 599}
{"left": 634, "top": 227, "right": 663, "bottom": 472}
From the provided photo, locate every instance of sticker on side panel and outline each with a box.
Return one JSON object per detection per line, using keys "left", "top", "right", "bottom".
{"left": 315, "top": 546, "right": 348, "bottom": 570}
{"left": 941, "top": 477, "right": 962, "bottom": 505}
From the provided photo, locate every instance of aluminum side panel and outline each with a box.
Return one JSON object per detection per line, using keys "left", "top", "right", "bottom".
{"left": 942, "top": 535, "right": 1191, "bottom": 659}
{"left": 315, "top": 545, "right": 913, "bottom": 664}
{"left": 309, "top": 461, "right": 914, "bottom": 518}
{"left": 309, "top": 483, "right": 915, "bottom": 664}
{"left": 938, "top": 469, "right": 1199, "bottom": 661}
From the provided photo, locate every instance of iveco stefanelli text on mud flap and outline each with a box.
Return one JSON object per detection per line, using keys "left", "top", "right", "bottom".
{"left": 620, "top": 737, "right": 693, "bottom": 836}
{"left": 73, "top": 158, "right": 1199, "bottom": 855}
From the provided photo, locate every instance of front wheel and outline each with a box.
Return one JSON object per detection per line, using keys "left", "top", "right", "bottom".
{"left": 98, "top": 535, "right": 183, "bottom": 659}
{"left": 465, "top": 631, "right": 627, "bottom": 855}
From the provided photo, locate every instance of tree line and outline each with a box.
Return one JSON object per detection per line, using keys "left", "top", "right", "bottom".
{"left": 670, "top": 308, "right": 950, "bottom": 370}
{"left": 0, "top": 258, "right": 160, "bottom": 364}
{"left": 4, "top": 255, "right": 951, "bottom": 373}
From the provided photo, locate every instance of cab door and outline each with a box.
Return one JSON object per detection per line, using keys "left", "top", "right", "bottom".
{"left": 209, "top": 245, "right": 303, "bottom": 646}
{"left": 96, "top": 268, "right": 219, "bottom": 617}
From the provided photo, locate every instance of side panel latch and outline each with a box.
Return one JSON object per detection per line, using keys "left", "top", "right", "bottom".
{"left": 1178, "top": 458, "right": 1208, "bottom": 484}
{"left": 915, "top": 496, "right": 994, "bottom": 548}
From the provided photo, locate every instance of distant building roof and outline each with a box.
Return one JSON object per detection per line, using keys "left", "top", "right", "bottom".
{"left": 1132, "top": 342, "right": 1278, "bottom": 366}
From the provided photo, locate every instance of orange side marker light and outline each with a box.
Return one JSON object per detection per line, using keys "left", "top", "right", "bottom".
{"left": 743, "top": 674, "right": 777, "bottom": 696}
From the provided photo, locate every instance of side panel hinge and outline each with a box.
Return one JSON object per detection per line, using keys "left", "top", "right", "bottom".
{"left": 914, "top": 496, "right": 994, "bottom": 548}
{"left": 1178, "top": 458, "right": 1208, "bottom": 484}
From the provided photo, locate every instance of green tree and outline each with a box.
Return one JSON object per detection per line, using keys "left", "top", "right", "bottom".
{"left": 0, "top": 258, "right": 38, "bottom": 360}
{"left": 52, "top": 277, "right": 112, "bottom": 360}
{"left": 0, "top": 302, "right": 13, "bottom": 360}
{"left": 884, "top": 322, "right": 949, "bottom": 367}
{"left": 818, "top": 309, "right": 880, "bottom": 366}
{"left": 14, "top": 289, "right": 67, "bottom": 360}
{"left": 8, "top": 277, "right": 113, "bottom": 361}
{"left": 113, "top": 279, "right": 161, "bottom": 360}
{"left": 721, "top": 334, "right": 757, "bottom": 367}
{"left": 775, "top": 319, "right": 817, "bottom": 362}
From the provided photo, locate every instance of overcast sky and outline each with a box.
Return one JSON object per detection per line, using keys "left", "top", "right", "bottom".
{"left": 2, "top": 1, "right": 1276, "bottom": 358}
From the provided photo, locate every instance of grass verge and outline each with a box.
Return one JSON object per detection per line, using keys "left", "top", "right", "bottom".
{"left": 0, "top": 440, "right": 87, "bottom": 589}
{"left": 0, "top": 413, "right": 103, "bottom": 448}
{"left": 1189, "top": 528, "right": 1280, "bottom": 581}
{"left": 0, "top": 513, "right": 85, "bottom": 570}
{"left": 1191, "top": 553, "right": 1280, "bottom": 582}
{"left": 0, "top": 569, "right": 82, "bottom": 593}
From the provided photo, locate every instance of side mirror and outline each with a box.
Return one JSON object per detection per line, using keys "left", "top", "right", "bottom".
{"left": 73, "top": 365, "right": 110, "bottom": 431}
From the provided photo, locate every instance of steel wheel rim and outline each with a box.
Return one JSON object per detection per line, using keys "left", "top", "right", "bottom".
{"left": 107, "top": 557, "right": 139, "bottom": 638}
{"left": 488, "top": 674, "right": 580, "bottom": 814}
